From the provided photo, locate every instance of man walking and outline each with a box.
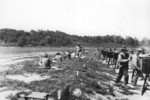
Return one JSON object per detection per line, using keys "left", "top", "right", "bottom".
{"left": 131, "top": 49, "right": 142, "bottom": 86}
{"left": 115, "top": 46, "right": 130, "bottom": 85}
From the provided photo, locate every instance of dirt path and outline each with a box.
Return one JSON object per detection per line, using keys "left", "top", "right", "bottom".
{"left": 114, "top": 68, "right": 150, "bottom": 100}
{"left": 100, "top": 59, "right": 150, "bottom": 100}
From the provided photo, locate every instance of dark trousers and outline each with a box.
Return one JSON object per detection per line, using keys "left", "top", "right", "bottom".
{"left": 131, "top": 69, "right": 135, "bottom": 81}
{"left": 132, "top": 69, "right": 141, "bottom": 86}
{"left": 115, "top": 66, "right": 129, "bottom": 85}
{"left": 132, "top": 69, "right": 144, "bottom": 81}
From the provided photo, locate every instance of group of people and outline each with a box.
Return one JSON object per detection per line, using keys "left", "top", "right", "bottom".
{"left": 115, "top": 46, "right": 150, "bottom": 86}
{"left": 39, "top": 42, "right": 84, "bottom": 69}
{"left": 39, "top": 43, "right": 149, "bottom": 87}
{"left": 100, "top": 47, "right": 119, "bottom": 64}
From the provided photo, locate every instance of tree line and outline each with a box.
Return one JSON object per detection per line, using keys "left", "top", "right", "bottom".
{"left": 140, "top": 37, "right": 150, "bottom": 46}
{"left": 0, "top": 28, "right": 139, "bottom": 47}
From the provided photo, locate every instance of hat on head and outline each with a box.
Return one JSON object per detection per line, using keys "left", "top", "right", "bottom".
{"left": 120, "top": 45, "right": 127, "bottom": 52}
{"left": 44, "top": 53, "right": 48, "bottom": 57}
{"left": 129, "top": 49, "right": 134, "bottom": 53}
{"left": 137, "top": 48, "right": 142, "bottom": 52}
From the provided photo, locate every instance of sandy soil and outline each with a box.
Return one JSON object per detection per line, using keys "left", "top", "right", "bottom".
{"left": 6, "top": 73, "right": 50, "bottom": 83}
{"left": 99, "top": 59, "right": 150, "bottom": 100}
{"left": 112, "top": 66, "right": 150, "bottom": 100}
{"left": 0, "top": 66, "right": 63, "bottom": 100}
{"left": 0, "top": 55, "right": 150, "bottom": 100}
{"left": 120, "top": 69, "right": 150, "bottom": 100}
{"left": 0, "top": 56, "right": 62, "bottom": 100}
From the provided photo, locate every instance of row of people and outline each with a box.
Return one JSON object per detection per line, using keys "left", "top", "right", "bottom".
{"left": 95, "top": 46, "right": 149, "bottom": 87}
{"left": 39, "top": 42, "right": 84, "bottom": 69}
{"left": 100, "top": 47, "right": 120, "bottom": 67}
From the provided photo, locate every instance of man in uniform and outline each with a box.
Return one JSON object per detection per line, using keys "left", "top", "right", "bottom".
{"left": 115, "top": 46, "right": 130, "bottom": 85}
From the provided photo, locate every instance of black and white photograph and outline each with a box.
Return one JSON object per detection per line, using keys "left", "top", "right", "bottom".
{"left": 0, "top": 0, "right": 150, "bottom": 100}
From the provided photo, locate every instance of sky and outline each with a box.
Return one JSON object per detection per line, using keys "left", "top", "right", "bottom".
{"left": 0, "top": 0, "right": 150, "bottom": 40}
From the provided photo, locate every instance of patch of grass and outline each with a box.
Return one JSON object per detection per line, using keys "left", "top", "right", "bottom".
{"left": 2, "top": 54, "right": 118, "bottom": 99}
{"left": 3, "top": 58, "right": 49, "bottom": 75}
{"left": 0, "top": 79, "right": 28, "bottom": 90}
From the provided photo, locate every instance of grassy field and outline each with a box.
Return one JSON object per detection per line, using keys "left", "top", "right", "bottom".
{"left": 0, "top": 51, "right": 135, "bottom": 100}
{"left": 1, "top": 46, "right": 150, "bottom": 100}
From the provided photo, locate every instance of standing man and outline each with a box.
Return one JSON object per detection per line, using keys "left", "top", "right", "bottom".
{"left": 115, "top": 46, "right": 130, "bottom": 85}
{"left": 131, "top": 49, "right": 142, "bottom": 86}
{"left": 75, "top": 42, "right": 83, "bottom": 58}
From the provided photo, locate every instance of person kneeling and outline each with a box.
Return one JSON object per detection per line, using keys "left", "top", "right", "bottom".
{"left": 39, "top": 53, "right": 51, "bottom": 69}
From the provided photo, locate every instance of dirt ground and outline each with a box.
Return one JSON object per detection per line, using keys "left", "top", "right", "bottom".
{"left": 0, "top": 53, "right": 150, "bottom": 100}
{"left": 115, "top": 69, "right": 150, "bottom": 100}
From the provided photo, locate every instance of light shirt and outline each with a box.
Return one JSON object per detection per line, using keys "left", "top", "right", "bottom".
{"left": 40, "top": 58, "right": 51, "bottom": 68}
{"left": 54, "top": 55, "right": 62, "bottom": 60}
{"left": 131, "top": 54, "right": 141, "bottom": 69}
{"left": 76, "top": 46, "right": 81, "bottom": 52}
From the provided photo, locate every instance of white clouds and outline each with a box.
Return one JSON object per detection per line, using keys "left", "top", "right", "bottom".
{"left": 0, "top": 0, "right": 150, "bottom": 40}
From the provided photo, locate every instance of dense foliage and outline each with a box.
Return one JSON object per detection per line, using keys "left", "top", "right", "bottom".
{"left": 0, "top": 28, "right": 139, "bottom": 47}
